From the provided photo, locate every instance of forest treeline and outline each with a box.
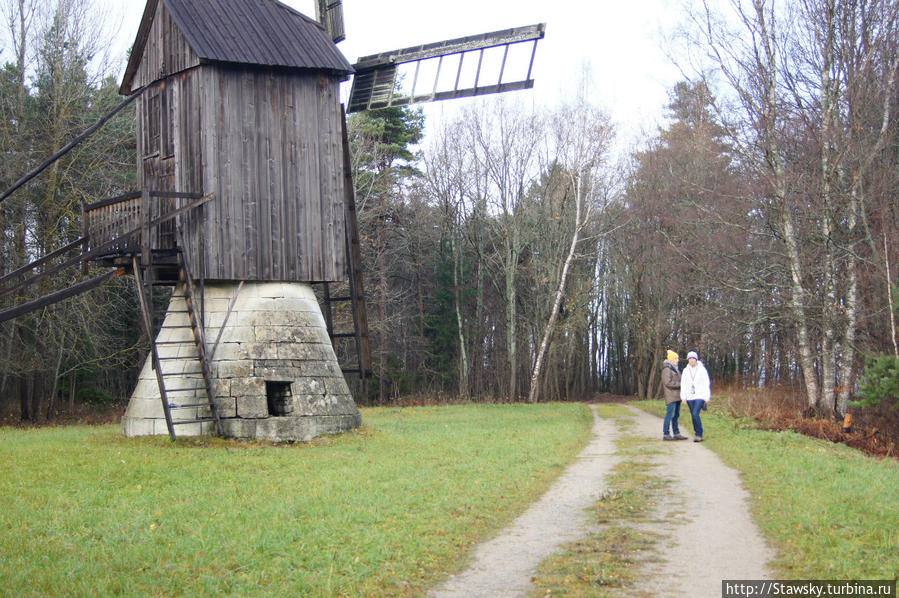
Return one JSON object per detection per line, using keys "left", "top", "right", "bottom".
{"left": 1, "top": 0, "right": 898, "bottom": 421}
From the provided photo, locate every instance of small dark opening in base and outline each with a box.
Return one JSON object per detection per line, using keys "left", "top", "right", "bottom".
{"left": 266, "top": 381, "right": 294, "bottom": 416}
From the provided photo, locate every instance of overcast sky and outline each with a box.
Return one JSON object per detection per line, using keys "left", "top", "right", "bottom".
{"left": 101, "top": 0, "right": 686, "bottom": 146}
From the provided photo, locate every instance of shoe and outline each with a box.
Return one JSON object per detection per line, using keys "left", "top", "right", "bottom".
{"left": 694, "top": 437, "right": 704, "bottom": 442}
{"left": 674, "top": 434, "right": 688, "bottom": 440}
{"left": 663, "top": 435, "right": 675, "bottom": 441}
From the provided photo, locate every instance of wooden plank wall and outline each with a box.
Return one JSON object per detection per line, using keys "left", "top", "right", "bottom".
{"left": 130, "top": 0, "right": 347, "bottom": 284}
{"left": 132, "top": 2, "right": 200, "bottom": 90}
{"left": 187, "top": 67, "right": 347, "bottom": 283}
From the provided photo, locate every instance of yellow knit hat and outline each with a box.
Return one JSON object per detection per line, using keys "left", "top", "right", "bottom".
{"left": 666, "top": 350, "right": 678, "bottom": 362}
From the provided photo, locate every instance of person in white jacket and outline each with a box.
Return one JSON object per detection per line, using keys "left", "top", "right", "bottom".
{"left": 680, "top": 350, "right": 711, "bottom": 442}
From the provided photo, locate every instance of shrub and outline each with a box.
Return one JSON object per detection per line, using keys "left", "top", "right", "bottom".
{"left": 75, "top": 387, "right": 118, "bottom": 405}
{"left": 854, "top": 354, "right": 899, "bottom": 411}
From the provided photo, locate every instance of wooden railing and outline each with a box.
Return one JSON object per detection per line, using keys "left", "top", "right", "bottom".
{"left": 82, "top": 191, "right": 209, "bottom": 258}
{"left": 83, "top": 192, "right": 142, "bottom": 255}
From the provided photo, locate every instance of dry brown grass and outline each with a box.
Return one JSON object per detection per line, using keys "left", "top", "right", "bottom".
{"left": 720, "top": 383, "right": 898, "bottom": 459}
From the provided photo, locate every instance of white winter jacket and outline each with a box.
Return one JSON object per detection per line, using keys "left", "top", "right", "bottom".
{"left": 680, "top": 361, "right": 711, "bottom": 402}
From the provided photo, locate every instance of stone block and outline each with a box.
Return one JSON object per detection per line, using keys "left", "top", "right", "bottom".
{"left": 240, "top": 342, "right": 278, "bottom": 360}
{"left": 236, "top": 394, "right": 269, "bottom": 418}
{"left": 272, "top": 296, "right": 320, "bottom": 313}
{"left": 131, "top": 378, "right": 162, "bottom": 400}
{"left": 213, "top": 378, "right": 231, "bottom": 397}
{"left": 203, "top": 297, "right": 233, "bottom": 312}
{"left": 164, "top": 312, "right": 191, "bottom": 328}
{"left": 123, "top": 396, "right": 164, "bottom": 419}
{"left": 172, "top": 421, "right": 210, "bottom": 437}
{"left": 221, "top": 418, "right": 256, "bottom": 439}
{"left": 235, "top": 311, "right": 264, "bottom": 327}
{"left": 204, "top": 312, "right": 227, "bottom": 329}
{"left": 169, "top": 404, "right": 199, "bottom": 420}
{"left": 294, "top": 394, "right": 348, "bottom": 417}
{"left": 254, "top": 417, "right": 317, "bottom": 443}
{"left": 213, "top": 396, "right": 237, "bottom": 418}
{"left": 212, "top": 360, "right": 254, "bottom": 379}
{"left": 122, "top": 416, "right": 159, "bottom": 437}
{"left": 211, "top": 342, "right": 242, "bottom": 361}
{"left": 255, "top": 282, "right": 291, "bottom": 298}
{"left": 177, "top": 345, "right": 201, "bottom": 359}
{"left": 291, "top": 360, "right": 343, "bottom": 378}
{"left": 156, "top": 344, "right": 181, "bottom": 359}
{"left": 324, "top": 376, "right": 352, "bottom": 396}
{"left": 220, "top": 326, "right": 255, "bottom": 344}
{"left": 243, "top": 297, "right": 277, "bottom": 313}
{"left": 230, "top": 377, "right": 265, "bottom": 398}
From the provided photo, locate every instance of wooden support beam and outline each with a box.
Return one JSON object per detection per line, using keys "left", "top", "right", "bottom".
{"left": 0, "top": 85, "right": 147, "bottom": 206}
{"left": 0, "top": 268, "right": 125, "bottom": 324}
{"left": 0, "top": 237, "right": 87, "bottom": 288}
{"left": 0, "top": 193, "right": 212, "bottom": 301}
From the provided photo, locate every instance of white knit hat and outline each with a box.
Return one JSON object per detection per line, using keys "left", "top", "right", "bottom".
{"left": 687, "top": 351, "right": 699, "bottom": 360}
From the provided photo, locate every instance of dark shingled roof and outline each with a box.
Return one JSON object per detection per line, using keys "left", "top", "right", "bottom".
{"left": 121, "top": 0, "right": 353, "bottom": 93}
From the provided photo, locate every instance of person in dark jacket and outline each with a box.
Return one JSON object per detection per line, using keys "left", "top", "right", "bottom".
{"left": 662, "top": 350, "right": 687, "bottom": 440}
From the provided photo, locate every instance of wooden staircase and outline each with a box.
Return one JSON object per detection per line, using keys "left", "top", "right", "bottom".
{"left": 131, "top": 223, "right": 222, "bottom": 440}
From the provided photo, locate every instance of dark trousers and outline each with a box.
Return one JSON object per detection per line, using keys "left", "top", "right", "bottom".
{"left": 687, "top": 399, "right": 705, "bottom": 438}
{"left": 663, "top": 401, "right": 681, "bottom": 436}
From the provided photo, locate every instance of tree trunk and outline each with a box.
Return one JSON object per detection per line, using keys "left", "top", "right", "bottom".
{"left": 19, "top": 376, "right": 30, "bottom": 422}
{"left": 505, "top": 235, "right": 518, "bottom": 400}
{"left": 452, "top": 233, "right": 469, "bottom": 399}
{"left": 68, "top": 371, "right": 76, "bottom": 413}
{"left": 527, "top": 175, "right": 584, "bottom": 403}
{"left": 46, "top": 347, "right": 63, "bottom": 420}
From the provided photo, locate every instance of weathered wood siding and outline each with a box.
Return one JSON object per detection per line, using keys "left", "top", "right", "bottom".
{"left": 130, "top": 1, "right": 347, "bottom": 283}
{"left": 136, "top": 65, "right": 347, "bottom": 282}
{"left": 132, "top": 1, "right": 200, "bottom": 89}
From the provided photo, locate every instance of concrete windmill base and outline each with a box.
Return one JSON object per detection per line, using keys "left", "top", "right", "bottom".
{"left": 121, "top": 281, "right": 361, "bottom": 442}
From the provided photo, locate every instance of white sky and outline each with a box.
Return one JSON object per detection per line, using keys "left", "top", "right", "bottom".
{"left": 100, "top": 0, "right": 685, "bottom": 146}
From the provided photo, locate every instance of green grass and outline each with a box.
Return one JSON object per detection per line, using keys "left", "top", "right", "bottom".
{"left": 0, "top": 403, "right": 593, "bottom": 597}
{"left": 631, "top": 399, "right": 899, "bottom": 579}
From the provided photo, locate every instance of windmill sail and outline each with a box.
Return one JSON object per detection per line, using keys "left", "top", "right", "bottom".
{"left": 347, "top": 23, "right": 545, "bottom": 113}
{"left": 316, "top": 0, "right": 345, "bottom": 43}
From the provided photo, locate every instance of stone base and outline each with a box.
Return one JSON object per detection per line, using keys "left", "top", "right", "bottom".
{"left": 222, "top": 413, "right": 363, "bottom": 442}
{"left": 122, "top": 281, "right": 361, "bottom": 441}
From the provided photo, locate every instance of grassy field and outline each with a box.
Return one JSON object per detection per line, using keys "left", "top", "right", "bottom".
{"left": 4, "top": 399, "right": 898, "bottom": 596}
{"left": 0, "top": 403, "right": 593, "bottom": 597}
{"left": 631, "top": 399, "right": 899, "bottom": 580}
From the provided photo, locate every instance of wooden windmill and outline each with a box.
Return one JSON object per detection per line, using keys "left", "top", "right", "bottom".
{"left": 0, "top": 0, "right": 544, "bottom": 441}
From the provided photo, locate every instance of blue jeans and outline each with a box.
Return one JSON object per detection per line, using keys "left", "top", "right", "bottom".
{"left": 663, "top": 401, "right": 681, "bottom": 436}
{"left": 687, "top": 399, "right": 705, "bottom": 438}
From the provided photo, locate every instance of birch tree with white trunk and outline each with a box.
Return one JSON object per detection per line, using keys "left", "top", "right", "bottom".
{"left": 526, "top": 85, "right": 614, "bottom": 403}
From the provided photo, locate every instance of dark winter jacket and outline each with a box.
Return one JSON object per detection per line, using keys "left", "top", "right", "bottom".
{"left": 662, "top": 361, "right": 681, "bottom": 404}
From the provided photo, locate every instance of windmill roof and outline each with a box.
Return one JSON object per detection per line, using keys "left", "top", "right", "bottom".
{"left": 121, "top": 0, "right": 353, "bottom": 93}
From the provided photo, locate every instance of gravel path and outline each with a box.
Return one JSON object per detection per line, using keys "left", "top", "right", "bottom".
{"left": 429, "top": 405, "right": 621, "bottom": 597}
{"left": 428, "top": 404, "right": 775, "bottom": 597}
{"left": 624, "top": 404, "right": 775, "bottom": 596}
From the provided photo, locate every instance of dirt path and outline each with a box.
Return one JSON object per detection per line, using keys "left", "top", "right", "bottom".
{"left": 625, "top": 404, "right": 775, "bottom": 596}
{"left": 429, "top": 404, "right": 775, "bottom": 597}
{"left": 429, "top": 405, "right": 621, "bottom": 597}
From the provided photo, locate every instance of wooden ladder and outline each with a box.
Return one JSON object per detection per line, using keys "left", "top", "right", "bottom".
{"left": 132, "top": 220, "right": 222, "bottom": 440}
{"left": 319, "top": 108, "right": 372, "bottom": 384}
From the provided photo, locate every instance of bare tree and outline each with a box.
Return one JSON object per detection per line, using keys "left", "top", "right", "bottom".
{"left": 464, "top": 99, "right": 543, "bottom": 400}
{"left": 526, "top": 82, "right": 615, "bottom": 403}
